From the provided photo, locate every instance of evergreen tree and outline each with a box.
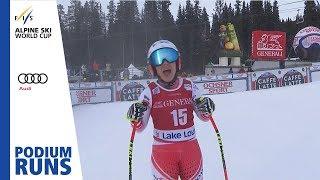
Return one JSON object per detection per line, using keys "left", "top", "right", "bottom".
{"left": 58, "top": 0, "right": 306, "bottom": 74}
{"left": 250, "top": 0, "right": 264, "bottom": 30}
{"left": 272, "top": 1, "right": 280, "bottom": 30}
{"left": 176, "top": 4, "right": 186, "bottom": 26}
{"left": 199, "top": 7, "right": 211, "bottom": 71}
{"left": 235, "top": 0, "right": 241, "bottom": 17}
{"left": 241, "top": 2, "right": 251, "bottom": 63}
{"left": 123, "top": 1, "right": 141, "bottom": 66}
{"left": 281, "top": 18, "right": 297, "bottom": 58}
{"left": 234, "top": 0, "right": 242, "bottom": 50}
{"left": 110, "top": 1, "right": 141, "bottom": 68}
{"left": 159, "top": 1, "right": 174, "bottom": 26}
{"left": 228, "top": 3, "right": 235, "bottom": 23}
{"left": 221, "top": 3, "right": 229, "bottom": 23}
{"left": 304, "top": 0, "right": 320, "bottom": 28}
{"left": 89, "top": 1, "right": 104, "bottom": 38}
{"left": 210, "top": 13, "right": 220, "bottom": 64}
{"left": 81, "top": 1, "right": 105, "bottom": 64}
{"left": 57, "top": 4, "right": 70, "bottom": 64}
{"left": 57, "top": 4, "right": 67, "bottom": 33}
{"left": 176, "top": 4, "right": 186, "bottom": 52}
{"left": 185, "top": 0, "right": 194, "bottom": 24}
{"left": 143, "top": 0, "right": 160, "bottom": 47}
{"left": 184, "top": 0, "right": 196, "bottom": 73}
{"left": 66, "top": 0, "right": 86, "bottom": 66}
{"left": 158, "top": 0, "right": 175, "bottom": 41}
{"left": 103, "top": 0, "right": 123, "bottom": 70}
{"left": 263, "top": 0, "right": 273, "bottom": 30}
{"left": 192, "top": 0, "right": 204, "bottom": 74}
{"left": 194, "top": 0, "right": 202, "bottom": 20}
{"left": 99, "top": 4, "right": 107, "bottom": 37}
{"left": 106, "top": 0, "right": 116, "bottom": 32}
{"left": 215, "top": 0, "right": 224, "bottom": 20}
{"left": 200, "top": 7, "right": 210, "bottom": 42}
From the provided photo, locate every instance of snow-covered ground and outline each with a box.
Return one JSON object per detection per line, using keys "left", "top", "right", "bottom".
{"left": 73, "top": 82, "right": 320, "bottom": 180}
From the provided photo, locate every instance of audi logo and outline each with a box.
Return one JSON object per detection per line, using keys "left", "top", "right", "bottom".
{"left": 18, "top": 73, "right": 48, "bottom": 84}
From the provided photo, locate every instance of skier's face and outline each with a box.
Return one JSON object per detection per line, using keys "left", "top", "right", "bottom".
{"left": 155, "top": 61, "right": 177, "bottom": 82}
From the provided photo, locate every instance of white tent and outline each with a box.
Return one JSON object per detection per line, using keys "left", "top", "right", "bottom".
{"left": 120, "top": 64, "right": 144, "bottom": 79}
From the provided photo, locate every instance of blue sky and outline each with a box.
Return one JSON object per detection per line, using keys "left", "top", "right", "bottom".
{"left": 57, "top": 0, "right": 307, "bottom": 20}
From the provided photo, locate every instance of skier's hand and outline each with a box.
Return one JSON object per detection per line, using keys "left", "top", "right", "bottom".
{"left": 127, "top": 102, "right": 148, "bottom": 123}
{"left": 194, "top": 97, "right": 215, "bottom": 115}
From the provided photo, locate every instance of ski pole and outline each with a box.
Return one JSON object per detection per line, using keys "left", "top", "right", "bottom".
{"left": 209, "top": 116, "right": 229, "bottom": 180}
{"left": 128, "top": 122, "right": 138, "bottom": 180}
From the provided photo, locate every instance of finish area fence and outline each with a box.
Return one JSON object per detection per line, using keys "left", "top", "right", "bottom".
{"left": 69, "top": 64, "right": 320, "bottom": 106}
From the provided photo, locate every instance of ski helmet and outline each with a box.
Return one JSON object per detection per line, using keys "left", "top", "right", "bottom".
{"left": 147, "top": 40, "right": 181, "bottom": 71}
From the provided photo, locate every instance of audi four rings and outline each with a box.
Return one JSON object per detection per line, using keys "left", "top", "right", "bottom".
{"left": 18, "top": 73, "right": 48, "bottom": 84}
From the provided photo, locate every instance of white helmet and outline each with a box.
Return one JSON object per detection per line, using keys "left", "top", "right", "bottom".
{"left": 147, "top": 40, "right": 178, "bottom": 58}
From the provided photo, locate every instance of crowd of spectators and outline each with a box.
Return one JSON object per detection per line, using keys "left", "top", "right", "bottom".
{"left": 67, "top": 62, "right": 151, "bottom": 83}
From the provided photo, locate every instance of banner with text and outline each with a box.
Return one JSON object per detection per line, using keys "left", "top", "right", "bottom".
{"left": 309, "top": 65, "right": 320, "bottom": 82}
{"left": 115, "top": 79, "right": 155, "bottom": 101}
{"left": 70, "top": 87, "right": 113, "bottom": 105}
{"left": 251, "top": 30, "right": 286, "bottom": 60}
{"left": 194, "top": 78, "right": 249, "bottom": 95}
{"left": 251, "top": 67, "right": 308, "bottom": 90}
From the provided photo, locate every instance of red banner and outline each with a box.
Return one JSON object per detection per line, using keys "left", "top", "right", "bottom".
{"left": 251, "top": 31, "right": 286, "bottom": 60}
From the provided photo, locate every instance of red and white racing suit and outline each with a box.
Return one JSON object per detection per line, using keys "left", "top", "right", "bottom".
{"left": 135, "top": 78, "right": 209, "bottom": 180}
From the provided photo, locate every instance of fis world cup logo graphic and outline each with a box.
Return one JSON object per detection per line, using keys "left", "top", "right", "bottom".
{"left": 15, "top": 6, "right": 33, "bottom": 25}
{"left": 14, "top": 5, "right": 52, "bottom": 39}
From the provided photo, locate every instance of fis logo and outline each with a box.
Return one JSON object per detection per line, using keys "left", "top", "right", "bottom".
{"left": 15, "top": 6, "right": 33, "bottom": 25}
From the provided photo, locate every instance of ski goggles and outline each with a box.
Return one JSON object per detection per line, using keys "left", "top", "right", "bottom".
{"left": 149, "top": 48, "right": 179, "bottom": 66}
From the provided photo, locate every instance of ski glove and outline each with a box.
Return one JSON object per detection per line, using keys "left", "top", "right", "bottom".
{"left": 194, "top": 97, "right": 215, "bottom": 115}
{"left": 127, "top": 102, "right": 148, "bottom": 123}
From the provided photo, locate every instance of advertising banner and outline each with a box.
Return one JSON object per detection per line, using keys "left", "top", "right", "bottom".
{"left": 195, "top": 78, "right": 249, "bottom": 95}
{"left": 251, "top": 31, "right": 286, "bottom": 60}
{"left": 69, "top": 82, "right": 80, "bottom": 89}
{"left": 115, "top": 79, "right": 155, "bottom": 101}
{"left": 293, "top": 26, "right": 320, "bottom": 61}
{"left": 251, "top": 67, "right": 308, "bottom": 90}
{"left": 70, "top": 81, "right": 113, "bottom": 89}
{"left": 201, "top": 73, "right": 247, "bottom": 81}
{"left": 310, "top": 65, "right": 320, "bottom": 82}
{"left": 70, "top": 88, "right": 113, "bottom": 105}
{"left": 96, "top": 81, "right": 112, "bottom": 87}
{"left": 79, "top": 82, "right": 96, "bottom": 88}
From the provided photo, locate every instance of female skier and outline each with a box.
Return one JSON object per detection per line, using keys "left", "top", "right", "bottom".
{"left": 127, "top": 40, "right": 215, "bottom": 180}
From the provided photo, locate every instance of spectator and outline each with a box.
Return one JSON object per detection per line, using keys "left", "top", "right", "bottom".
{"left": 92, "top": 61, "right": 100, "bottom": 81}
{"left": 180, "top": 72, "right": 187, "bottom": 77}
{"left": 238, "top": 67, "right": 245, "bottom": 73}
{"left": 132, "top": 74, "right": 138, "bottom": 80}
{"left": 81, "top": 64, "right": 87, "bottom": 75}
{"left": 81, "top": 64, "right": 89, "bottom": 81}
{"left": 228, "top": 68, "right": 233, "bottom": 74}
{"left": 92, "top": 61, "right": 100, "bottom": 71}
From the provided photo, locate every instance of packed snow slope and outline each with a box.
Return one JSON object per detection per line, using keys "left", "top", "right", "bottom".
{"left": 73, "top": 82, "right": 320, "bottom": 180}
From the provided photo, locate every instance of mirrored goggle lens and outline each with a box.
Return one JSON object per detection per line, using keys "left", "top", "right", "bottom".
{"left": 149, "top": 48, "right": 179, "bottom": 66}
